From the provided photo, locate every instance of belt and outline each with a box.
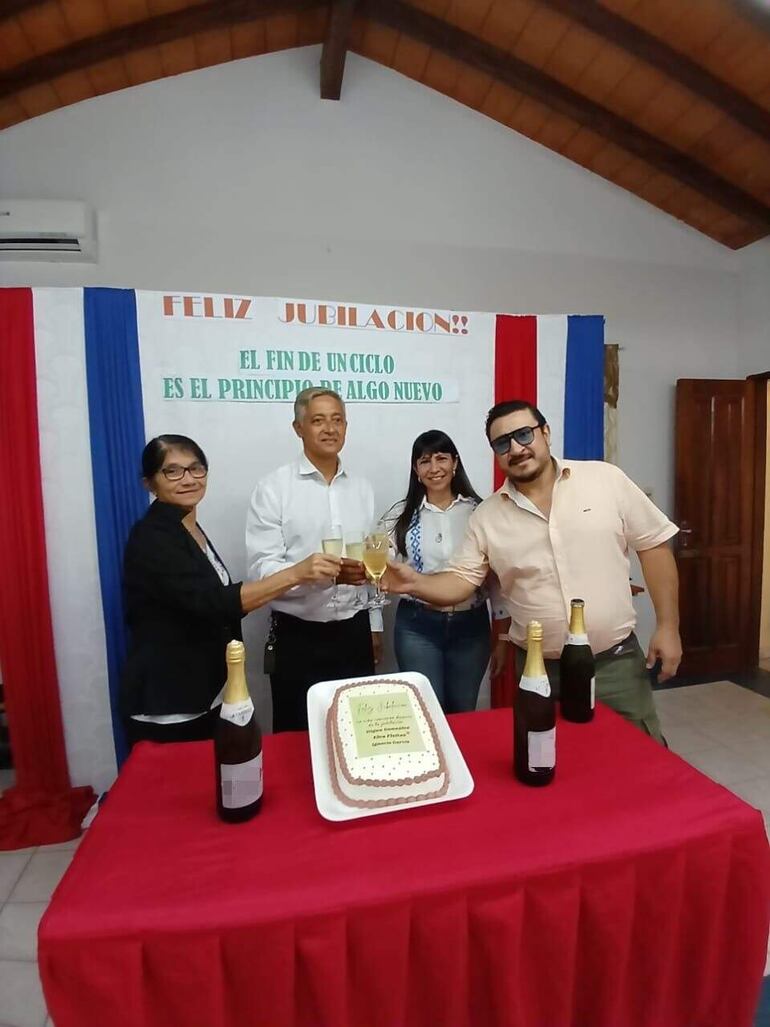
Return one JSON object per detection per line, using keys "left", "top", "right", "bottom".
{"left": 515, "top": 632, "right": 637, "bottom": 662}
{"left": 594, "top": 633, "right": 637, "bottom": 660}
{"left": 272, "top": 609, "right": 366, "bottom": 628}
{"left": 400, "top": 596, "right": 482, "bottom": 616}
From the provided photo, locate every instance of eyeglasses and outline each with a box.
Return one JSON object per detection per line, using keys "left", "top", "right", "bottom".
{"left": 489, "top": 425, "right": 543, "bottom": 456}
{"left": 160, "top": 462, "right": 208, "bottom": 481}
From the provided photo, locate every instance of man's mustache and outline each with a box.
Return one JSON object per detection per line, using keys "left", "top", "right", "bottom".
{"left": 508, "top": 450, "right": 534, "bottom": 466}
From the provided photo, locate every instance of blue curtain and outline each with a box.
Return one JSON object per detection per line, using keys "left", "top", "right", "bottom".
{"left": 563, "top": 315, "right": 605, "bottom": 460}
{"left": 84, "top": 289, "right": 148, "bottom": 766}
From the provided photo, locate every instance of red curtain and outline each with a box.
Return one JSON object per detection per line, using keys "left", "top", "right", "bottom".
{"left": 0, "top": 288, "right": 95, "bottom": 849}
{"left": 492, "top": 315, "right": 537, "bottom": 491}
{"left": 490, "top": 315, "right": 537, "bottom": 707}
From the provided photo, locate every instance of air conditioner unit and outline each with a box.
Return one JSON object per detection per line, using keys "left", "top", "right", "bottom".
{"left": 0, "top": 200, "right": 97, "bottom": 262}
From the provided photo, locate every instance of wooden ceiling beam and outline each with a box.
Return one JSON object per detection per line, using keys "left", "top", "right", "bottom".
{"left": 0, "top": 0, "right": 48, "bottom": 21}
{"left": 536, "top": 0, "right": 770, "bottom": 141}
{"left": 0, "top": 0, "right": 325, "bottom": 99}
{"left": 321, "top": 0, "right": 357, "bottom": 99}
{"left": 362, "top": 0, "right": 770, "bottom": 232}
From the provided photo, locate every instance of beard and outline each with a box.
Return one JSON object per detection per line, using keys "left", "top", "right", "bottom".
{"left": 504, "top": 451, "right": 546, "bottom": 484}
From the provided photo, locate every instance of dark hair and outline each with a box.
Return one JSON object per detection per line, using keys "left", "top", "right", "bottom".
{"left": 485, "top": 400, "right": 546, "bottom": 440}
{"left": 141, "top": 435, "right": 208, "bottom": 479}
{"left": 392, "top": 430, "right": 481, "bottom": 558}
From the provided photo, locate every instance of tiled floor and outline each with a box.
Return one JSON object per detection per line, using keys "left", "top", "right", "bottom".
{"left": 0, "top": 836, "right": 76, "bottom": 1026}
{"left": 2, "top": 681, "right": 770, "bottom": 1026}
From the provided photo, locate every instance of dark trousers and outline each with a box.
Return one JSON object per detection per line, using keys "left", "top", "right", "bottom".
{"left": 124, "top": 707, "right": 220, "bottom": 747}
{"left": 270, "top": 609, "right": 374, "bottom": 732}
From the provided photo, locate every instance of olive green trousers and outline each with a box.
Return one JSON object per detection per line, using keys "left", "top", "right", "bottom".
{"left": 514, "top": 632, "right": 664, "bottom": 744}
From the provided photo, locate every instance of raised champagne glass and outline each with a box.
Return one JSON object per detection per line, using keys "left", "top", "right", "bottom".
{"left": 322, "top": 523, "right": 343, "bottom": 607}
{"left": 364, "top": 526, "right": 390, "bottom": 609}
{"left": 345, "top": 531, "right": 366, "bottom": 609}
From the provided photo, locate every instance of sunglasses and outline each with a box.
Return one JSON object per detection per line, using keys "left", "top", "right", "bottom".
{"left": 489, "top": 424, "right": 543, "bottom": 456}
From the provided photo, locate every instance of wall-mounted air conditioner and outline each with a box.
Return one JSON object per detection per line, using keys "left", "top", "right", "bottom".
{"left": 0, "top": 200, "right": 97, "bottom": 262}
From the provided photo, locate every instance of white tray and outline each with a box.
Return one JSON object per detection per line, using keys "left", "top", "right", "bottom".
{"left": 306, "top": 671, "right": 475, "bottom": 821}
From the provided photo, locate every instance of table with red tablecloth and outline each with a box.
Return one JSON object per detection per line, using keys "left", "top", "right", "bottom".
{"left": 39, "top": 706, "right": 770, "bottom": 1027}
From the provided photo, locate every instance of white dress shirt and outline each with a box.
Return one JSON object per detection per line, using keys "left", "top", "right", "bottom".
{"left": 246, "top": 454, "right": 382, "bottom": 628}
{"left": 384, "top": 495, "right": 507, "bottom": 618}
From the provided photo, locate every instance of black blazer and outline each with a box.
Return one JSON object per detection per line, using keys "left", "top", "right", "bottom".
{"left": 121, "top": 500, "right": 244, "bottom": 718}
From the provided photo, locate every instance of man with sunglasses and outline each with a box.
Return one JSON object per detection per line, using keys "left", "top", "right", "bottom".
{"left": 384, "top": 399, "right": 680, "bottom": 741}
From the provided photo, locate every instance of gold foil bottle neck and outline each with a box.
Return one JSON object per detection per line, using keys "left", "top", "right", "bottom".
{"left": 522, "top": 621, "right": 548, "bottom": 680}
{"left": 568, "top": 600, "right": 587, "bottom": 636}
{"left": 527, "top": 621, "right": 543, "bottom": 642}
{"left": 226, "top": 640, "right": 246, "bottom": 664}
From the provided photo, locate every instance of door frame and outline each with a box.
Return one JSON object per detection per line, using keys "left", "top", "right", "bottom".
{"left": 749, "top": 373, "right": 769, "bottom": 667}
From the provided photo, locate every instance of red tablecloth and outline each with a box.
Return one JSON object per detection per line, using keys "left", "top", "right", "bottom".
{"left": 39, "top": 706, "right": 770, "bottom": 1027}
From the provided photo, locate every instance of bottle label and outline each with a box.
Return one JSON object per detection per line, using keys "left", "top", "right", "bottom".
{"left": 590, "top": 676, "right": 596, "bottom": 709}
{"left": 528, "top": 728, "right": 556, "bottom": 772}
{"left": 520, "top": 674, "right": 551, "bottom": 698}
{"left": 220, "top": 699, "right": 254, "bottom": 727}
{"left": 220, "top": 752, "right": 263, "bottom": 809}
{"left": 566, "top": 633, "right": 589, "bottom": 646}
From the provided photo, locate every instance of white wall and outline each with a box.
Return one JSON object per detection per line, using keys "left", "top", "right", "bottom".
{"left": 0, "top": 46, "right": 750, "bottom": 655}
{"left": 738, "top": 239, "right": 770, "bottom": 376}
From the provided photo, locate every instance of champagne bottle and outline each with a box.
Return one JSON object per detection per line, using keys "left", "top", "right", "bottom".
{"left": 514, "top": 621, "right": 556, "bottom": 786}
{"left": 560, "top": 599, "right": 595, "bottom": 723}
{"left": 215, "top": 640, "right": 263, "bottom": 822}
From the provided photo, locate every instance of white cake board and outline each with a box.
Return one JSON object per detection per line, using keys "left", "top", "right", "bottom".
{"left": 306, "top": 671, "right": 475, "bottom": 822}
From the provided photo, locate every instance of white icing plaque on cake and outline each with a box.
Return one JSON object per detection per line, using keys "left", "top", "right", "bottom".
{"left": 307, "top": 672, "right": 474, "bottom": 821}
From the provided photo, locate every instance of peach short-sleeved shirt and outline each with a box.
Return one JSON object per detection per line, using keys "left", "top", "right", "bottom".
{"left": 448, "top": 460, "right": 678, "bottom": 658}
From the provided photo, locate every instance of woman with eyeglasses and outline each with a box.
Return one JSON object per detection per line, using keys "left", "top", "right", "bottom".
{"left": 384, "top": 430, "right": 510, "bottom": 713}
{"left": 121, "top": 434, "right": 342, "bottom": 745}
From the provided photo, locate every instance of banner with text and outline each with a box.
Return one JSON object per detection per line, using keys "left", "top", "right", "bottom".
{"left": 16, "top": 286, "right": 602, "bottom": 794}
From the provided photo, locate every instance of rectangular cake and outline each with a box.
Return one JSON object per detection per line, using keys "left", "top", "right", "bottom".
{"left": 326, "top": 678, "right": 449, "bottom": 809}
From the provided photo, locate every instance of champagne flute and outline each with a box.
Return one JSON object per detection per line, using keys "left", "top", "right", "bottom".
{"left": 364, "top": 526, "right": 390, "bottom": 609}
{"left": 322, "top": 523, "right": 343, "bottom": 607}
{"left": 345, "top": 531, "right": 366, "bottom": 609}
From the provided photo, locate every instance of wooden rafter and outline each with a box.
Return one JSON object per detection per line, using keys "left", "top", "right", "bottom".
{"left": 320, "top": 0, "right": 357, "bottom": 100}
{"left": 362, "top": 0, "right": 770, "bottom": 233}
{"left": 536, "top": 0, "right": 770, "bottom": 141}
{"left": 0, "top": 0, "right": 325, "bottom": 99}
{"left": 0, "top": 0, "right": 48, "bottom": 21}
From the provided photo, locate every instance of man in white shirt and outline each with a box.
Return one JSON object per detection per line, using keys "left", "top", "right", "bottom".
{"left": 246, "top": 388, "right": 382, "bottom": 731}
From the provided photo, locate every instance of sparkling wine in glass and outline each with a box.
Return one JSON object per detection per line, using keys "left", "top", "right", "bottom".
{"left": 364, "top": 528, "right": 390, "bottom": 609}
{"left": 322, "top": 523, "right": 343, "bottom": 607}
{"left": 345, "top": 532, "right": 366, "bottom": 609}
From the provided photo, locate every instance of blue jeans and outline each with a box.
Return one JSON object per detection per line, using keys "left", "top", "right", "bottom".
{"left": 394, "top": 600, "right": 490, "bottom": 713}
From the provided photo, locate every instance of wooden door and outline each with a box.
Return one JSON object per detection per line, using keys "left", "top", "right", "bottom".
{"left": 674, "top": 379, "right": 757, "bottom": 676}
